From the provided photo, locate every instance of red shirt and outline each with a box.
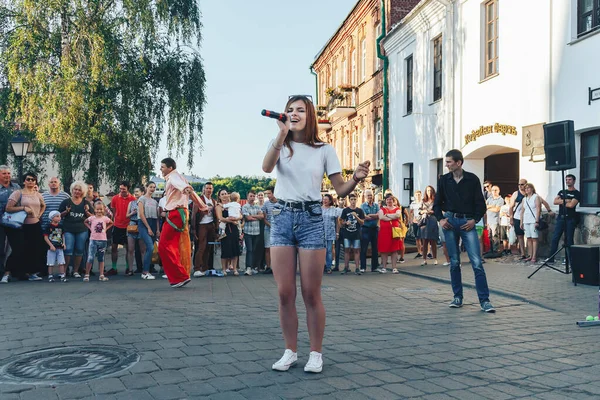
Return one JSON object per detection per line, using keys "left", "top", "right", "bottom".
{"left": 110, "top": 194, "right": 136, "bottom": 228}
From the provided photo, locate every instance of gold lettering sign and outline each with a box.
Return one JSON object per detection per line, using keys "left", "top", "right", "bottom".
{"left": 464, "top": 123, "right": 518, "bottom": 145}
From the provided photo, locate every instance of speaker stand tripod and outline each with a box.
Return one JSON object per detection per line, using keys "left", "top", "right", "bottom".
{"left": 528, "top": 169, "right": 571, "bottom": 279}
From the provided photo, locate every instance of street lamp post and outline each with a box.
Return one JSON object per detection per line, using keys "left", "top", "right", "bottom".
{"left": 10, "top": 134, "right": 31, "bottom": 183}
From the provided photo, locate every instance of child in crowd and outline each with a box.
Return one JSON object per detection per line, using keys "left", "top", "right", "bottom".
{"left": 219, "top": 191, "right": 243, "bottom": 239}
{"left": 499, "top": 194, "right": 512, "bottom": 255}
{"left": 84, "top": 202, "right": 114, "bottom": 282}
{"left": 44, "top": 211, "right": 67, "bottom": 282}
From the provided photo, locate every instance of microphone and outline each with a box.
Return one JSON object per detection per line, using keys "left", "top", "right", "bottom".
{"left": 261, "top": 109, "right": 287, "bottom": 123}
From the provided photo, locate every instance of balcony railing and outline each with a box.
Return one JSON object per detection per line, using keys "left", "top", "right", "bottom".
{"left": 326, "top": 91, "right": 356, "bottom": 119}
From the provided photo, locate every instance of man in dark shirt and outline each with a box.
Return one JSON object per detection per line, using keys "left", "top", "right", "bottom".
{"left": 434, "top": 149, "right": 495, "bottom": 313}
{"left": 547, "top": 174, "right": 580, "bottom": 264}
{"left": 339, "top": 193, "right": 365, "bottom": 275}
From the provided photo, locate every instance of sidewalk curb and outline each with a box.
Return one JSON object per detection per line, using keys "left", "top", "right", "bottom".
{"left": 397, "top": 269, "right": 557, "bottom": 312}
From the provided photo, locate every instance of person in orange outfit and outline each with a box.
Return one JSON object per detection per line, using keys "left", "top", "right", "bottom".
{"left": 158, "top": 158, "right": 208, "bottom": 288}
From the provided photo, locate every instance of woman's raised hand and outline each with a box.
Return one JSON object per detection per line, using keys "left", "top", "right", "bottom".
{"left": 354, "top": 161, "right": 371, "bottom": 180}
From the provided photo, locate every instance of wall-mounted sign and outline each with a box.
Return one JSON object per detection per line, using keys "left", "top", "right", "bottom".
{"left": 464, "top": 123, "right": 517, "bottom": 145}
{"left": 522, "top": 123, "right": 546, "bottom": 158}
{"left": 590, "top": 87, "right": 600, "bottom": 105}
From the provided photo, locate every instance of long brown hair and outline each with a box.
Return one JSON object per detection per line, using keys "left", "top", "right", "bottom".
{"left": 423, "top": 185, "right": 436, "bottom": 203}
{"left": 283, "top": 95, "right": 323, "bottom": 158}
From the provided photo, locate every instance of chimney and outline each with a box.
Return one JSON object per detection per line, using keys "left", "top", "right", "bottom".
{"left": 387, "top": 0, "right": 422, "bottom": 31}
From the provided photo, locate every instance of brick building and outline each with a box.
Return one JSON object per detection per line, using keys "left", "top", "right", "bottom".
{"left": 310, "top": 0, "right": 420, "bottom": 198}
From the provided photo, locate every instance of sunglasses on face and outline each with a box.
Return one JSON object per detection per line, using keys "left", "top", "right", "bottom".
{"left": 25, "top": 177, "right": 36, "bottom": 182}
{"left": 518, "top": 184, "right": 525, "bottom": 186}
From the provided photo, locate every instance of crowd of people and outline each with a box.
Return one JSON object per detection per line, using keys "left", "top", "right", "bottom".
{"left": 0, "top": 165, "right": 580, "bottom": 286}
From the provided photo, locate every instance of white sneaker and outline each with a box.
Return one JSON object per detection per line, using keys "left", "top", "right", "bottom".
{"left": 304, "top": 351, "right": 323, "bottom": 373}
{"left": 0, "top": 275, "right": 8, "bottom": 283}
{"left": 443, "top": 262, "right": 450, "bottom": 266}
{"left": 244, "top": 268, "right": 252, "bottom": 276}
{"left": 141, "top": 273, "right": 156, "bottom": 280}
{"left": 379, "top": 268, "right": 387, "bottom": 274}
{"left": 193, "top": 270, "right": 205, "bottom": 278}
{"left": 359, "top": 269, "right": 365, "bottom": 273}
{"left": 252, "top": 268, "right": 259, "bottom": 275}
{"left": 73, "top": 272, "right": 82, "bottom": 278}
{"left": 392, "top": 268, "right": 399, "bottom": 274}
{"left": 162, "top": 274, "right": 168, "bottom": 279}
{"left": 272, "top": 349, "right": 297, "bottom": 371}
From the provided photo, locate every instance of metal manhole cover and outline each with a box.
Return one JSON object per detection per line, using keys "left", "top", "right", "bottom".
{"left": 0, "top": 345, "right": 139, "bottom": 384}
{"left": 394, "top": 287, "right": 438, "bottom": 293}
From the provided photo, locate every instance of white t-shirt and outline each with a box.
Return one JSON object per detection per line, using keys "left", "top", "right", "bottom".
{"left": 271, "top": 140, "right": 342, "bottom": 202}
{"left": 223, "top": 202, "right": 241, "bottom": 218}
{"left": 158, "top": 197, "right": 166, "bottom": 209}
{"left": 199, "top": 196, "right": 214, "bottom": 224}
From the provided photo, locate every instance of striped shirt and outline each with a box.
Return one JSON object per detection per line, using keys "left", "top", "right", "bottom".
{"left": 42, "top": 191, "right": 70, "bottom": 230}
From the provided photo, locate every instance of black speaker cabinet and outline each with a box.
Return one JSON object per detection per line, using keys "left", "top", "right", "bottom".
{"left": 544, "top": 120, "right": 576, "bottom": 171}
{"left": 570, "top": 245, "right": 600, "bottom": 286}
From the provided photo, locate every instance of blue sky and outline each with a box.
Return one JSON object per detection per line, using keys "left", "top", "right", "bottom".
{"left": 154, "top": 0, "right": 357, "bottom": 178}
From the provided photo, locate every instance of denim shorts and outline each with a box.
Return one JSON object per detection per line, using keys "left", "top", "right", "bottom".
{"left": 264, "top": 226, "right": 271, "bottom": 248}
{"left": 88, "top": 240, "right": 108, "bottom": 263}
{"left": 270, "top": 203, "right": 325, "bottom": 250}
{"left": 343, "top": 238, "right": 361, "bottom": 249}
{"left": 64, "top": 231, "right": 89, "bottom": 256}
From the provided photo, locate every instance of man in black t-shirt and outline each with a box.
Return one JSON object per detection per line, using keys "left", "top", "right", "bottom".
{"left": 547, "top": 174, "right": 581, "bottom": 263}
{"left": 339, "top": 193, "right": 365, "bottom": 275}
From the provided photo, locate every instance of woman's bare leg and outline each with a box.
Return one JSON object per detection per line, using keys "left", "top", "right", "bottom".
{"left": 272, "top": 246, "right": 299, "bottom": 351}
{"left": 298, "top": 248, "right": 326, "bottom": 352}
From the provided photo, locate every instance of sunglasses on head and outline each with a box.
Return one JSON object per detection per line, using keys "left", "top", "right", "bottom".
{"left": 288, "top": 95, "right": 313, "bottom": 103}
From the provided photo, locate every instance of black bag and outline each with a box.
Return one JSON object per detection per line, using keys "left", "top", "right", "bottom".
{"left": 537, "top": 219, "right": 549, "bottom": 231}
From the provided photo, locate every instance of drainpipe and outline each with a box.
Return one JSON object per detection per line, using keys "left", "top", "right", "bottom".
{"left": 376, "top": 0, "right": 389, "bottom": 191}
{"left": 434, "top": 0, "right": 455, "bottom": 150}
{"left": 310, "top": 66, "right": 319, "bottom": 105}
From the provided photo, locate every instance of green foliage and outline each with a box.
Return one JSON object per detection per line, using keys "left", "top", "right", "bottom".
{"left": 209, "top": 176, "right": 277, "bottom": 199}
{"left": 0, "top": 0, "right": 206, "bottom": 187}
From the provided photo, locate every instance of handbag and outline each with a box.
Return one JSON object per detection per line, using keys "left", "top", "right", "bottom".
{"left": 525, "top": 198, "right": 548, "bottom": 231}
{"left": 0, "top": 191, "right": 26, "bottom": 229}
{"left": 127, "top": 223, "right": 139, "bottom": 234}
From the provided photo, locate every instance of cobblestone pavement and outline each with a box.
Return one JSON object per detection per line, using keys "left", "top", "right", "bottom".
{"left": 0, "top": 250, "right": 599, "bottom": 399}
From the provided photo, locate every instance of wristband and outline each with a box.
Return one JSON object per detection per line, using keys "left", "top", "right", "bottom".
{"left": 352, "top": 174, "right": 361, "bottom": 184}
{"left": 272, "top": 142, "right": 283, "bottom": 151}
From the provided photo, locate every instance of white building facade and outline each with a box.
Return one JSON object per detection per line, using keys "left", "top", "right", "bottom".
{"left": 384, "top": 0, "right": 600, "bottom": 244}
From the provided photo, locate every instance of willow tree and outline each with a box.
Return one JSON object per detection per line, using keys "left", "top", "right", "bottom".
{"left": 0, "top": 0, "right": 206, "bottom": 188}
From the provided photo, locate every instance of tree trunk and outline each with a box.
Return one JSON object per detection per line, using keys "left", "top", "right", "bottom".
{"left": 86, "top": 141, "right": 100, "bottom": 189}
{"left": 56, "top": 148, "right": 74, "bottom": 192}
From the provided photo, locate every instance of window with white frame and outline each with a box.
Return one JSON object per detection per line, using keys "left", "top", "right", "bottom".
{"left": 578, "top": 0, "right": 600, "bottom": 37}
{"left": 344, "top": 133, "right": 350, "bottom": 168}
{"left": 352, "top": 129, "right": 360, "bottom": 168}
{"left": 361, "top": 125, "right": 367, "bottom": 165}
{"left": 361, "top": 39, "right": 367, "bottom": 81}
{"left": 580, "top": 130, "right": 600, "bottom": 206}
{"left": 483, "top": 0, "right": 499, "bottom": 79}
{"left": 375, "top": 120, "right": 383, "bottom": 169}
{"left": 374, "top": 23, "right": 382, "bottom": 70}
{"left": 433, "top": 35, "right": 442, "bottom": 101}
{"left": 406, "top": 55, "right": 413, "bottom": 114}
{"left": 334, "top": 64, "right": 339, "bottom": 88}
{"left": 351, "top": 50, "right": 357, "bottom": 86}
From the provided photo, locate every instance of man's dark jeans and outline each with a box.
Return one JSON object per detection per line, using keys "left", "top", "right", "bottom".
{"left": 360, "top": 226, "right": 379, "bottom": 271}
{"left": 244, "top": 234, "right": 260, "bottom": 269}
{"left": 548, "top": 215, "right": 576, "bottom": 262}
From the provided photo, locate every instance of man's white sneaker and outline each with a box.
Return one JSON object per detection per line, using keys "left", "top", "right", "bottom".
{"left": 272, "top": 349, "right": 297, "bottom": 371}
{"left": 0, "top": 275, "right": 9, "bottom": 283}
{"left": 162, "top": 274, "right": 168, "bottom": 279}
{"left": 304, "top": 351, "right": 323, "bottom": 373}
{"left": 193, "top": 270, "right": 205, "bottom": 278}
{"left": 244, "top": 268, "right": 252, "bottom": 276}
{"left": 141, "top": 273, "right": 156, "bottom": 280}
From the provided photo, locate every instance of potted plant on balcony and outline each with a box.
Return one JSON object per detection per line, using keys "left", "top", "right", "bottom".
{"left": 325, "top": 87, "right": 336, "bottom": 97}
{"left": 338, "top": 84, "right": 355, "bottom": 92}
